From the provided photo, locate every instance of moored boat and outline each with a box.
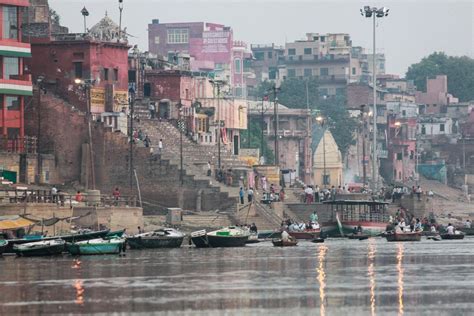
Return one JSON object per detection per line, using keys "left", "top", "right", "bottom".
{"left": 0, "top": 239, "right": 8, "bottom": 255}
{"left": 272, "top": 238, "right": 298, "bottom": 247}
{"left": 459, "top": 228, "right": 474, "bottom": 236}
{"left": 127, "top": 228, "right": 185, "bottom": 249}
{"left": 246, "top": 233, "right": 260, "bottom": 244}
{"left": 67, "top": 237, "right": 125, "bottom": 255}
{"left": 440, "top": 233, "right": 465, "bottom": 240}
{"left": 13, "top": 239, "right": 66, "bottom": 256}
{"left": 105, "top": 229, "right": 126, "bottom": 238}
{"left": 191, "top": 226, "right": 249, "bottom": 248}
{"left": 385, "top": 232, "right": 421, "bottom": 242}
{"left": 288, "top": 229, "right": 320, "bottom": 240}
{"left": 347, "top": 234, "right": 370, "bottom": 240}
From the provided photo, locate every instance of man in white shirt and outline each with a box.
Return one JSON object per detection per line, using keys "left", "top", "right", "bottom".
{"left": 465, "top": 220, "right": 472, "bottom": 229}
{"left": 158, "top": 139, "right": 163, "bottom": 153}
{"left": 446, "top": 223, "right": 455, "bottom": 235}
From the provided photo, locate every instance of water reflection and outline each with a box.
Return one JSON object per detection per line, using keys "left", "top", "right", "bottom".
{"left": 397, "top": 243, "right": 404, "bottom": 316}
{"left": 317, "top": 245, "right": 328, "bottom": 316}
{"left": 367, "top": 239, "right": 376, "bottom": 316}
{"left": 74, "top": 279, "right": 85, "bottom": 305}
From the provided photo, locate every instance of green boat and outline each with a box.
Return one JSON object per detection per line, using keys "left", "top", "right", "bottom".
{"left": 0, "top": 239, "right": 9, "bottom": 255}
{"left": 66, "top": 237, "right": 125, "bottom": 255}
{"left": 105, "top": 229, "right": 126, "bottom": 239}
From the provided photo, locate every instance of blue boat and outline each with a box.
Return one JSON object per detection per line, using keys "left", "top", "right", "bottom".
{"left": 66, "top": 237, "right": 125, "bottom": 255}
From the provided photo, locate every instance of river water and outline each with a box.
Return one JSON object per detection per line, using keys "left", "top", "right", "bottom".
{"left": 1, "top": 238, "right": 473, "bottom": 315}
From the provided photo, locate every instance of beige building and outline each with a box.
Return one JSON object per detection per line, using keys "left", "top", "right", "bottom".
{"left": 283, "top": 33, "right": 362, "bottom": 98}
{"left": 313, "top": 130, "right": 343, "bottom": 187}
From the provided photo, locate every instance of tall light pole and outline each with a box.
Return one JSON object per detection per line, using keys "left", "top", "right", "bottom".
{"left": 81, "top": 7, "right": 89, "bottom": 33}
{"left": 178, "top": 103, "right": 184, "bottom": 186}
{"left": 316, "top": 116, "right": 327, "bottom": 188}
{"left": 118, "top": 0, "right": 124, "bottom": 41}
{"left": 75, "top": 78, "right": 96, "bottom": 190}
{"left": 209, "top": 79, "right": 227, "bottom": 170}
{"left": 270, "top": 85, "right": 281, "bottom": 165}
{"left": 361, "top": 5, "right": 389, "bottom": 191}
{"left": 36, "top": 76, "right": 44, "bottom": 184}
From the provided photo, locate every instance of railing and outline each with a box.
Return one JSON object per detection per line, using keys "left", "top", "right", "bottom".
{"left": 52, "top": 33, "right": 90, "bottom": 41}
{"left": 0, "top": 136, "right": 37, "bottom": 154}
{"left": 9, "top": 74, "right": 32, "bottom": 82}
{"left": 263, "top": 129, "right": 308, "bottom": 138}
{"left": 0, "top": 190, "right": 137, "bottom": 207}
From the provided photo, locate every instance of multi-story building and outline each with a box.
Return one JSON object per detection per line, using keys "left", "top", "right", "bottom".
{"left": 250, "top": 44, "right": 285, "bottom": 84}
{"left": 0, "top": 0, "right": 32, "bottom": 146}
{"left": 27, "top": 14, "right": 130, "bottom": 114}
{"left": 351, "top": 46, "right": 385, "bottom": 84}
{"left": 416, "top": 75, "right": 459, "bottom": 114}
{"left": 282, "top": 33, "right": 361, "bottom": 98}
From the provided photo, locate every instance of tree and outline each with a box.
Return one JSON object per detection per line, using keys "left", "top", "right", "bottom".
{"left": 406, "top": 52, "right": 474, "bottom": 102}
{"left": 240, "top": 119, "right": 274, "bottom": 164}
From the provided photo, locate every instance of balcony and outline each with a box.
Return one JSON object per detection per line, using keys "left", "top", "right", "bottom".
{"left": 285, "top": 54, "right": 350, "bottom": 65}
{"left": 0, "top": 136, "right": 37, "bottom": 154}
{"left": 0, "top": 74, "right": 32, "bottom": 96}
{"left": 263, "top": 129, "right": 308, "bottom": 138}
{"left": 317, "top": 75, "right": 348, "bottom": 84}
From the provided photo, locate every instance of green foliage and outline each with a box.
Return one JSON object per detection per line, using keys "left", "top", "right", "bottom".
{"left": 406, "top": 52, "right": 474, "bottom": 102}
{"left": 252, "top": 78, "right": 356, "bottom": 157}
{"left": 240, "top": 118, "right": 275, "bottom": 164}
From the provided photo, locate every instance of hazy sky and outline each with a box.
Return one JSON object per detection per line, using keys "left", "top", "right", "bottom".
{"left": 49, "top": 0, "right": 474, "bottom": 76}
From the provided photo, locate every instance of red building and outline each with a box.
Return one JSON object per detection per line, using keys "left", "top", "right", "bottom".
{"left": 27, "top": 15, "right": 130, "bottom": 114}
{"left": 0, "top": 0, "right": 32, "bottom": 146}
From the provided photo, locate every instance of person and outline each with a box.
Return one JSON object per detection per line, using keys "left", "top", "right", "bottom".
{"left": 464, "top": 219, "right": 471, "bottom": 229}
{"left": 279, "top": 189, "right": 285, "bottom": 202}
{"left": 314, "top": 185, "right": 320, "bottom": 202}
{"left": 261, "top": 176, "right": 268, "bottom": 191}
{"left": 430, "top": 225, "right": 437, "bottom": 233}
{"left": 137, "top": 226, "right": 144, "bottom": 234}
{"left": 113, "top": 187, "right": 120, "bottom": 204}
{"left": 158, "top": 139, "right": 163, "bottom": 153}
{"left": 428, "top": 190, "right": 434, "bottom": 197}
{"left": 399, "top": 219, "right": 407, "bottom": 232}
{"left": 305, "top": 186, "right": 314, "bottom": 204}
{"left": 270, "top": 184, "right": 275, "bottom": 194}
{"left": 207, "top": 161, "right": 212, "bottom": 177}
{"left": 414, "top": 218, "right": 422, "bottom": 231}
{"left": 446, "top": 223, "right": 455, "bottom": 235}
{"left": 416, "top": 186, "right": 422, "bottom": 201}
{"left": 352, "top": 226, "right": 358, "bottom": 234}
{"left": 281, "top": 230, "right": 290, "bottom": 242}
{"left": 395, "top": 222, "right": 403, "bottom": 233}
{"left": 250, "top": 223, "right": 258, "bottom": 234}
{"left": 51, "top": 185, "right": 58, "bottom": 203}
{"left": 239, "top": 187, "right": 245, "bottom": 204}
{"left": 144, "top": 135, "right": 151, "bottom": 148}
{"left": 331, "top": 186, "right": 337, "bottom": 201}
{"left": 247, "top": 187, "right": 254, "bottom": 203}
{"left": 310, "top": 211, "right": 318, "bottom": 224}
{"left": 148, "top": 101, "right": 156, "bottom": 119}
{"left": 75, "top": 191, "right": 83, "bottom": 202}
{"left": 357, "top": 225, "right": 363, "bottom": 234}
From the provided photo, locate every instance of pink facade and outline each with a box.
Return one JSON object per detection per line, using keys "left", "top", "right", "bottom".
{"left": 415, "top": 75, "right": 459, "bottom": 114}
{"left": 387, "top": 116, "right": 417, "bottom": 182}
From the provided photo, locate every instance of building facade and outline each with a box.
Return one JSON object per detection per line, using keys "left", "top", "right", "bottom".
{"left": 0, "top": 0, "right": 32, "bottom": 146}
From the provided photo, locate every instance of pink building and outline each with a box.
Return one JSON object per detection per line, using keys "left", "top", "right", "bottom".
{"left": 387, "top": 115, "right": 417, "bottom": 183}
{"left": 416, "top": 75, "right": 459, "bottom": 114}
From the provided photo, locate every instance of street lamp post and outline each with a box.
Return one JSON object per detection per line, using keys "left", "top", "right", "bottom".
{"left": 361, "top": 6, "right": 389, "bottom": 191}
{"left": 118, "top": 0, "right": 124, "bottom": 41}
{"left": 128, "top": 86, "right": 135, "bottom": 189}
{"left": 209, "top": 79, "right": 227, "bottom": 169}
{"left": 178, "top": 104, "right": 184, "bottom": 186}
{"left": 36, "top": 76, "right": 44, "bottom": 184}
{"left": 270, "top": 85, "right": 280, "bottom": 165}
{"left": 316, "top": 116, "right": 327, "bottom": 188}
{"left": 81, "top": 7, "right": 89, "bottom": 33}
{"left": 75, "top": 78, "right": 96, "bottom": 190}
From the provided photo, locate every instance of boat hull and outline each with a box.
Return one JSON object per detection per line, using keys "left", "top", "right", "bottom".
{"left": 272, "top": 239, "right": 298, "bottom": 247}
{"left": 440, "top": 234, "right": 465, "bottom": 240}
{"left": 257, "top": 230, "right": 281, "bottom": 239}
{"left": 288, "top": 230, "right": 320, "bottom": 240}
{"left": 341, "top": 221, "right": 387, "bottom": 237}
{"left": 459, "top": 228, "right": 474, "bottom": 235}
{"left": 347, "top": 234, "right": 370, "bottom": 240}
{"left": 207, "top": 235, "right": 248, "bottom": 247}
{"left": 67, "top": 241, "right": 124, "bottom": 255}
{"left": 385, "top": 232, "right": 421, "bottom": 242}
{"left": 127, "top": 237, "right": 184, "bottom": 249}
{"left": 14, "top": 243, "right": 65, "bottom": 257}
{"left": 0, "top": 240, "right": 8, "bottom": 255}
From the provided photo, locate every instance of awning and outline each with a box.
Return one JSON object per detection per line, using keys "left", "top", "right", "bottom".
{"left": 0, "top": 215, "right": 35, "bottom": 230}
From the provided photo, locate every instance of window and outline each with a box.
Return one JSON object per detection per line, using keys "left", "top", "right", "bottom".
{"left": 254, "top": 52, "right": 264, "bottom": 61}
{"left": 74, "top": 62, "right": 83, "bottom": 79}
{"left": 154, "top": 36, "right": 160, "bottom": 44}
{"left": 304, "top": 69, "right": 312, "bottom": 77}
{"left": 319, "top": 88, "right": 328, "bottom": 96}
{"left": 234, "top": 59, "right": 241, "bottom": 74}
{"left": 402, "top": 110, "right": 406, "bottom": 116}
{"left": 320, "top": 68, "right": 329, "bottom": 76}
{"left": 3, "top": 57, "right": 18, "bottom": 79}
{"left": 336, "top": 88, "right": 345, "bottom": 95}
{"left": 167, "top": 29, "right": 189, "bottom": 44}
{"left": 267, "top": 51, "right": 273, "bottom": 59}
{"left": 7, "top": 128, "right": 19, "bottom": 139}
{"left": 421, "top": 125, "right": 426, "bottom": 135}
{"left": 3, "top": 6, "right": 18, "bottom": 40}
{"left": 323, "top": 174, "right": 330, "bottom": 185}
{"left": 6, "top": 96, "right": 19, "bottom": 111}
{"left": 288, "top": 48, "right": 296, "bottom": 56}
{"left": 304, "top": 48, "right": 312, "bottom": 55}
{"left": 104, "top": 68, "right": 109, "bottom": 81}
{"left": 269, "top": 68, "right": 277, "bottom": 80}
{"left": 440, "top": 123, "right": 445, "bottom": 132}
{"left": 397, "top": 153, "right": 403, "bottom": 161}
{"left": 320, "top": 36, "right": 326, "bottom": 42}
{"left": 235, "top": 87, "right": 242, "bottom": 97}
{"left": 287, "top": 69, "right": 296, "bottom": 78}
{"left": 113, "top": 69, "right": 118, "bottom": 81}
{"left": 352, "top": 67, "right": 356, "bottom": 75}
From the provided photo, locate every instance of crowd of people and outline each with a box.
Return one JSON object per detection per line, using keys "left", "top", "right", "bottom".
{"left": 280, "top": 211, "right": 320, "bottom": 232}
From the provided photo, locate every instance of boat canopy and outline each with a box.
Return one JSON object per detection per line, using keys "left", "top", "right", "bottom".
{"left": 0, "top": 215, "right": 35, "bottom": 230}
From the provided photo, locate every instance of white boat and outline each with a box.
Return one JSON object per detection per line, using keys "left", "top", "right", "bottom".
{"left": 13, "top": 239, "right": 65, "bottom": 256}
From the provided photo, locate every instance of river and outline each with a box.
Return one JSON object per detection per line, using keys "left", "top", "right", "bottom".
{"left": 1, "top": 238, "right": 473, "bottom": 315}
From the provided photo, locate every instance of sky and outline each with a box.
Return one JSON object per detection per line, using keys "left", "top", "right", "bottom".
{"left": 49, "top": 0, "right": 474, "bottom": 76}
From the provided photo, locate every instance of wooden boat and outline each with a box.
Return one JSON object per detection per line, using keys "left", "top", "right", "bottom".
{"left": 347, "top": 234, "right": 370, "bottom": 240}
{"left": 191, "top": 227, "right": 249, "bottom": 248}
{"left": 13, "top": 239, "right": 65, "bottom": 256}
{"left": 288, "top": 229, "right": 320, "bottom": 240}
{"left": 0, "top": 239, "right": 8, "bottom": 255}
{"left": 105, "top": 229, "right": 126, "bottom": 238}
{"left": 67, "top": 237, "right": 125, "bottom": 255}
{"left": 272, "top": 238, "right": 298, "bottom": 247}
{"left": 385, "top": 232, "right": 421, "bottom": 242}
{"left": 459, "top": 228, "right": 474, "bottom": 236}
{"left": 322, "top": 200, "right": 390, "bottom": 237}
{"left": 440, "top": 233, "right": 465, "bottom": 240}
{"left": 311, "top": 238, "right": 325, "bottom": 243}
{"left": 127, "top": 228, "right": 185, "bottom": 249}
{"left": 3, "top": 229, "right": 110, "bottom": 253}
